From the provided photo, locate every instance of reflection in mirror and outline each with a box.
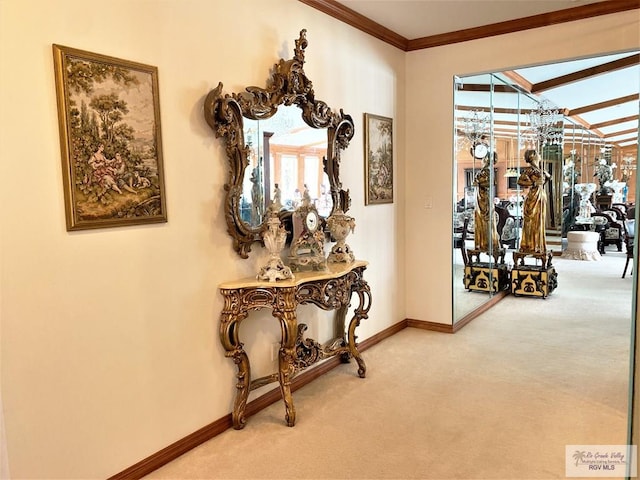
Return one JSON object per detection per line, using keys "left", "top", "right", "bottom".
{"left": 562, "top": 121, "right": 584, "bottom": 236}
{"left": 453, "top": 53, "right": 639, "bottom": 323}
{"left": 452, "top": 51, "right": 638, "bottom": 463}
{"left": 453, "top": 73, "right": 523, "bottom": 320}
{"left": 204, "top": 29, "right": 354, "bottom": 258}
{"left": 242, "top": 105, "right": 331, "bottom": 229}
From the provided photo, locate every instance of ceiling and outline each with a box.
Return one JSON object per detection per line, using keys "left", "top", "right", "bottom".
{"left": 306, "top": 0, "right": 639, "bottom": 154}
{"left": 455, "top": 52, "right": 639, "bottom": 153}
{"left": 333, "top": 0, "right": 606, "bottom": 40}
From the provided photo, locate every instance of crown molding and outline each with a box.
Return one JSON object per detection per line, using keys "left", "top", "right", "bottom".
{"left": 298, "top": 0, "right": 408, "bottom": 50}
{"left": 299, "top": 0, "right": 640, "bottom": 51}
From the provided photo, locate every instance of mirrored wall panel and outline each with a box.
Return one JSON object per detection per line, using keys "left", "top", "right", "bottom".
{"left": 452, "top": 51, "right": 639, "bottom": 323}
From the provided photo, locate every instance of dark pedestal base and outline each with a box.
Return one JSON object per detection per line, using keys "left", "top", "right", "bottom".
{"left": 464, "top": 263, "right": 510, "bottom": 293}
{"left": 511, "top": 265, "right": 558, "bottom": 298}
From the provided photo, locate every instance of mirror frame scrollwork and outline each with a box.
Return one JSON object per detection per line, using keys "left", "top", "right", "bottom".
{"left": 204, "top": 29, "right": 355, "bottom": 258}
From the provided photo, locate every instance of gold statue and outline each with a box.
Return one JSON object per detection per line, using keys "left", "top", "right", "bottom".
{"left": 473, "top": 153, "right": 500, "bottom": 252}
{"left": 517, "top": 150, "right": 551, "bottom": 254}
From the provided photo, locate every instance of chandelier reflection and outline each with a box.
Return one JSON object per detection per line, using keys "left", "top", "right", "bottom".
{"left": 504, "top": 163, "right": 519, "bottom": 177}
{"left": 462, "top": 109, "right": 489, "bottom": 146}
{"left": 522, "top": 98, "right": 563, "bottom": 149}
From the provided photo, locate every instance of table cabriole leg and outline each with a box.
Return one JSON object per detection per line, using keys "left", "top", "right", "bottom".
{"left": 348, "top": 279, "right": 372, "bottom": 378}
{"left": 219, "top": 296, "right": 250, "bottom": 430}
{"left": 274, "top": 288, "right": 298, "bottom": 427}
{"left": 334, "top": 303, "right": 351, "bottom": 363}
{"left": 230, "top": 349, "right": 250, "bottom": 429}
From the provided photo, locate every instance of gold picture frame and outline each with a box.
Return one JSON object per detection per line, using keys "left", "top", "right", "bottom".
{"left": 53, "top": 44, "right": 167, "bottom": 230}
{"left": 364, "top": 113, "right": 393, "bottom": 205}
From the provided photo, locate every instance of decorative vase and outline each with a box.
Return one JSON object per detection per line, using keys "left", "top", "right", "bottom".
{"left": 257, "top": 207, "right": 294, "bottom": 282}
{"left": 327, "top": 209, "right": 356, "bottom": 263}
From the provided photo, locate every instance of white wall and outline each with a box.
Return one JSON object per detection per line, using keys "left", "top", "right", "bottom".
{"left": 0, "top": 0, "right": 406, "bottom": 477}
{"left": 405, "top": 11, "right": 640, "bottom": 324}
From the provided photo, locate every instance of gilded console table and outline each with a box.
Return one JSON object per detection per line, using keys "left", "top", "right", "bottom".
{"left": 218, "top": 260, "right": 371, "bottom": 429}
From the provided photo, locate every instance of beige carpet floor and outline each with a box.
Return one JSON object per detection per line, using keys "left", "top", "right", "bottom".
{"left": 146, "top": 251, "right": 634, "bottom": 480}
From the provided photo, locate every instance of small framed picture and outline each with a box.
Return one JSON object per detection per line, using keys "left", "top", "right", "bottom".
{"left": 53, "top": 44, "right": 167, "bottom": 230}
{"left": 364, "top": 113, "right": 393, "bottom": 205}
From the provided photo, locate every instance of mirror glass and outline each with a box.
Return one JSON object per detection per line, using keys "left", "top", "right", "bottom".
{"left": 453, "top": 73, "right": 526, "bottom": 320}
{"left": 452, "top": 52, "right": 639, "bottom": 454}
{"left": 562, "top": 121, "right": 577, "bottom": 235}
{"left": 204, "top": 30, "right": 354, "bottom": 258}
{"left": 453, "top": 73, "right": 494, "bottom": 318}
{"left": 242, "top": 105, "right": 331, "bottom": 227}
{"left": 453, "top": 51, "right": 639, "bottom": 323}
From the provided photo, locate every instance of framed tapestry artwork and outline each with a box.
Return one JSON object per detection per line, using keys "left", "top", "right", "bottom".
{"left": 364, "top": 113, "right": 393, "bottom": 205}
{"left": 52, "top": 44, "right": 167, "bottom": 231}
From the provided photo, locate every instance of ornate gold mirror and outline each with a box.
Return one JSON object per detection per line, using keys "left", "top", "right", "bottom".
{"left": 204, "top": 29, "right": 354, "bottom": 258}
